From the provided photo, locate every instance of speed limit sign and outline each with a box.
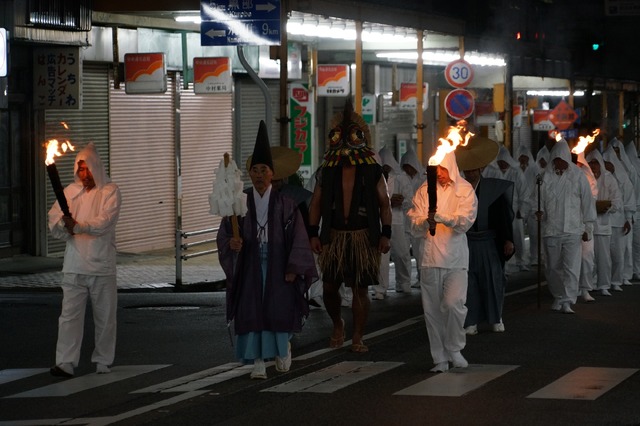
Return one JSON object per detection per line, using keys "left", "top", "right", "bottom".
{"left": 445, "top": 58, "right": 474, "bottom": 88}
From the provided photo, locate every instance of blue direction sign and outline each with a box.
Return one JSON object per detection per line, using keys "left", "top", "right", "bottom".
{"left": 200, "top": 1, "right": 281, "bottom": 46}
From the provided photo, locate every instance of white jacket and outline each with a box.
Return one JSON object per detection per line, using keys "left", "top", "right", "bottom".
{"left": 586, "top": 149, "right": 621, "bottom": 236}
{"left": 540, "top": 140, "right": 596, "bottom": 238}
{"left": 408, "top": 151, "right": 477, "bottom": 269}
{"left": 48, "top": 143, "right": 122, "bottom": 276}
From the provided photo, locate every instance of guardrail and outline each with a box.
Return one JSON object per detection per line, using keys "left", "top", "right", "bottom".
{"left": 175, "top": 227, "right": 218, "bottom": 286}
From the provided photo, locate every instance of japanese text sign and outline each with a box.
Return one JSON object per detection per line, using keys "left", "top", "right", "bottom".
{"left": 33, "top": 48, "right": 81, "bottom": 109}
{"left": 194, "top": 57, "right": 232, "bottom": 94}
{"left": 124, "top": 53, "right": 167, "bottom": 94}
{"left": 316, "top": 65, "right": 350, "bottom": 97}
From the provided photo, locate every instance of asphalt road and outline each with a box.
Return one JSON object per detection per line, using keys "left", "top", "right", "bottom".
{"left": 1, "top": 272, "right": 639, "bottom": 426}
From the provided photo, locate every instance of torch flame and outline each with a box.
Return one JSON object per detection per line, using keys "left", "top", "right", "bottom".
{"left": 571, "top": 129, "right": 600, "bottom": 154}
{"left": 45, "top": 139, "right": 76, "bottom": 166}
{"left": 428, "top": 122, "right": 474, "bottom": 166}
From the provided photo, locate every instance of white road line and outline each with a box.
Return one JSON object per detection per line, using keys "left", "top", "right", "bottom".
{"left": 132, "top": 362, "right": 254, "bottom": 393}
{"left": 0, "top": 369, "right": 49, "bottom": 385}
{"left": 4, "top": 365, "right": 170, "bottom": 398}
{"left": 527, "top": 367, "right": 639, "bottom": 400}
{"left": 394, "top": 364, "right": 519, "bottom": 396}
{"left": 263, "top": 361, "right": 403, "bottom": 393}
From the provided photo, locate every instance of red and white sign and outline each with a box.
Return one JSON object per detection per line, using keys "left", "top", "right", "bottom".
{"left": 193, "top": 57, "right": 231, "bottom": 94}
{"left": 398, "top": 82, "right": 428, "bottom": 111}
{"left": 532, "top": 110, "right": 554, "bottom": 131}
{"left": 316, "top": 64, "right": 350, "bottom": 97}
{"left": 444, "top": 89, "right": 474, "bottom": 120}
{"left": 549, "top": 100, "right": 577, "bottom": 130}
{"left": 445, "top": 58, "right": 474, "bottom": 88}
{"left": 125, "top": 53, "right": 167, "bottom": 94}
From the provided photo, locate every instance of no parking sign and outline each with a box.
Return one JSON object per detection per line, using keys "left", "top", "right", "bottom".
{"left": 445, "top": 89, "right": 474, "bottom": 120}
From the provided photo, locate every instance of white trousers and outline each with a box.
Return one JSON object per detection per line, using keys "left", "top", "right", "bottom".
{"left": 527, "top": 214, "right": 544, "bottom": 265}
{"left": 610, "top": 227, "right": 626, "bottom": 286}
{"left": 632, "top": 211, "right": 640, "bottom": 276}
{"left": 390, "top": 224, "right": 412, "bottom": 291}
{"left": 624, "top": 226, "right": 633, "bottom": 281}
{"left": 593, "top": 234, "right": 612, "bottom": 290}
{"left": 579, "top": 238, "right": 595, "bottom": 292}
{"left": 419, "top": 267, "right": 467, "bottom": 365}
{"left": 513, "top": 218, "right": 526, "bottom": 266}
{"left": 56, "top": 274, "right": 118, "bottom": 367}
{"left": 373, "top": 250, "right": 391, "bottom": 295}
{"left": 544, "top": 234, "right": 581, "bottom": 304}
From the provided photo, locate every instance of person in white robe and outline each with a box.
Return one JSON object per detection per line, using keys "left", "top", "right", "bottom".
{"left": 401, "top": 145, "right": 426, "bottom": 287}
{"left": 624, "top": 141, "right": 640, "bottom": 280}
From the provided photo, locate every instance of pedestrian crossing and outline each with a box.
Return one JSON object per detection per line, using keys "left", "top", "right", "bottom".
{"left": 1, "top": 363, "right": 638, "bottom": 425}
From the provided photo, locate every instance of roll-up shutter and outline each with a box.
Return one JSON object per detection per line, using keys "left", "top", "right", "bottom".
{"left": 236, "top": 77, "right": 281, "bottom": 187}
{"left": 180, "top": 83, "right": 233, "bottom": 238}
{"left": 109, "top": 73, "right": 175, "bottom": 253}
{"left": 45, "top": 63, "right": 110, "bottom": 255}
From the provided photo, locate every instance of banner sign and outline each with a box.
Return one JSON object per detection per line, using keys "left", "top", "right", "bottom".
{"left": 316, "top": 64, "right": 350, "bottom": 97}
{"left": 33, "top": 48, "right": 81, "bottom": 109}
{"left": 194, "top": 57, "right": 232, "bottom": 94}
{"left": 124, "top": 53, "right": 167, "bottom": 94}
{"left": 399, "top": 82, "right": 428, "bottom": 110}
{"left": 289, "top": 82, "right": 314, "bottom": 180}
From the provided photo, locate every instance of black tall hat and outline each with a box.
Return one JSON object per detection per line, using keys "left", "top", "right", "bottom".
{"left": 249, "top": 120, "right": 274, "bottom": 171}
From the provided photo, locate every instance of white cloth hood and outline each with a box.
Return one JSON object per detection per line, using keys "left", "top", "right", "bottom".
{"left": 73, "top": 143, "right": 111, "bottom": 189}
{"left": 379, "top": 146, "right": 402, "bottom": 173}
{"left": 400, "top": 145, "right": 424, "bottom": 175}
{"left": 536, "top": 145, "right": 550, "bottom": 167}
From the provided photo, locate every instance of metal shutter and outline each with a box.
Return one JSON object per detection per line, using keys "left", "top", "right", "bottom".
{"left": 45, "top": 63, "right": 110, "bottom": 255}
{"left": 109, "top": 73, "right": 175, "bottom": 253}
{"left": 180, "top": 83, "right": 233, "bottom": 237}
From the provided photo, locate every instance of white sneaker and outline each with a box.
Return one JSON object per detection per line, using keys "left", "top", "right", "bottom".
{"left": 465, "top": 325, "right": 478, "bottom": 335}
{"left": 449, "top": 351, "right": 469, "bottom": 368}
{"left": 600, "top": 289, "right": 612, "bottom": 296}
{"left": 430, "top": 362, "right": 449, "bottom": 373}
{"left": 561, "top": 302, "right": 575, "bottom": 314}
{"left": 250, "top": 359, "right": 267, "bottom": 379}
{"left": 492, "top": 322, "right": 505, "bottom": 332}
{"left": 275, "top": 343, "right": 292, "bottom": 373}
{"left": 623, "top": 280, "right": 632, "bottom": 286}
{"left": 581, "top": 289, "right": 595, "bottom": 302}
{"left": 612, "top": 284, "right": 623, "bottom": 292}
{"left": 96, "top": 364, "right": 111, "bottom": 374}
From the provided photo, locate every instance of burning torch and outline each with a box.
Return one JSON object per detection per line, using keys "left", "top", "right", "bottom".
{"left": 45, "top": 139, "right": 75, "bottom": 217}
{"left": 426, "top": 122, "right": 473, "bottom": 236}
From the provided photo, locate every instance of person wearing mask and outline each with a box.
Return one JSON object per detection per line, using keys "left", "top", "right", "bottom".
{"left": 308, "top": 100, "right": 392, "bottom": 353}
{"left": 408, "top": 148, "right": 478, "bottom": 372}
{"left": 48, "top": 143, "right": 122, "bottom": 377}
{"left": 602, "top": 142, "right": 635, "bottom": 293}
{"left": 401, "top": 145, "right": 426, "bottom": 288}
{"left": 586, "top": 148, "right": 621, "bottom": 298}
{"left": 483, "top": 146, "right": 531, "bottom": 273}
{"left": 457, "top": 137, "right": 514, "bottom": 335}
{"left": 374, "top": 146, "right": 414, "bottom": 298}
{"left": 537, "top": 139, "right": 596, "bottom": 313}
{"left": 218, "top": 121, "right": 317, "bottom": 379}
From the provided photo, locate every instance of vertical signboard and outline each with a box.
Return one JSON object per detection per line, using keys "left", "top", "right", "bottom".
{"left": 289, "top": 82, "right": 314, "bottom": 180}
{"left": 33, "top": 47, "right": 81, "bottom": 109}
{"left": 193, "top": 57, "right": 232, "bottom": 94}
{"left": 361, "top": 94, "right": 376, "bottom": 124}
{"left": 124, "top": 53, "right": 167, "bottom": 94}
{"left": 0, "top": 28, "right": 7, "bottom": 77}
{"left": 316, "top": 64, "right": 350, "bottom": 97}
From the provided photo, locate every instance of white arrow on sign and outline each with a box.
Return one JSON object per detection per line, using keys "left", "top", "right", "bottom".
{"left": 206, "top": 29, "right": 226, "bottom": 38}
{"left": 256, "top": 2, "right": 277, "bottom": 12}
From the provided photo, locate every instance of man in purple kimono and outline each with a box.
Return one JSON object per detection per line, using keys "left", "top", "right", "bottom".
{"left": 217, "top": 121, "right": 317, "bottom": 379}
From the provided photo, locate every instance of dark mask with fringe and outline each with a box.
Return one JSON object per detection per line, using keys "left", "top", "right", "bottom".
{"left": 321, "top": 99, "right": 376, "bottom": 167}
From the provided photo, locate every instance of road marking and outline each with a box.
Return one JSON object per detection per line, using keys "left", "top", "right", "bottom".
{"left": 132, "top": 362, "right": 254, "bottom": 393}
{"left": 394, "top": 364, "right": 519, "bottom": 396}
{"left": 4, "top": 365, "right": 170, "bottom": 398}
{"left": 527, "top": 367, "right": 639, "bottom": 400}
{"left": 0, "top": 369, "right": 49, "bottom": 385}
{"left": 264, "top": 361, "right": 403, "bottom": 393}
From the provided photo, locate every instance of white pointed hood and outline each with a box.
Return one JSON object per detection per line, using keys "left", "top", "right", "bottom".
{"left": 73, "top": 143, "right": 110, "bottom": 190}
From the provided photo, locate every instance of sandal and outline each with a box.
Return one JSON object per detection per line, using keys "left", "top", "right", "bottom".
{"left": 329, "top": 319, "right": 346, "bottom": 348}
{"left": 350, "top": 342, "right": 369, "bottom": 353}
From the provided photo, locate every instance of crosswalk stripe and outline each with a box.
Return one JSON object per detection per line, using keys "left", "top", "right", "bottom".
{"left": 394, "top": 364, "right": 519, "bottom": 396}
{"left": 0, "top": 369, "right": 49, "bottom": 385}
{"left": 263, "top": 361, "right": 403, "bottom": 393}
{"left": 527, "top": 367, "right": 639, "bottom": 400}
{"left": 132, "top": 362, "right": 253, "bottom": 393}
{"left": 4, "top": 365, "right": 170, "bottom": 398}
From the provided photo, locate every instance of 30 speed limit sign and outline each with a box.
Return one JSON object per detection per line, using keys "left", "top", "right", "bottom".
{"left": 445, "top": 58, "right": 474, "bottom": 88}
